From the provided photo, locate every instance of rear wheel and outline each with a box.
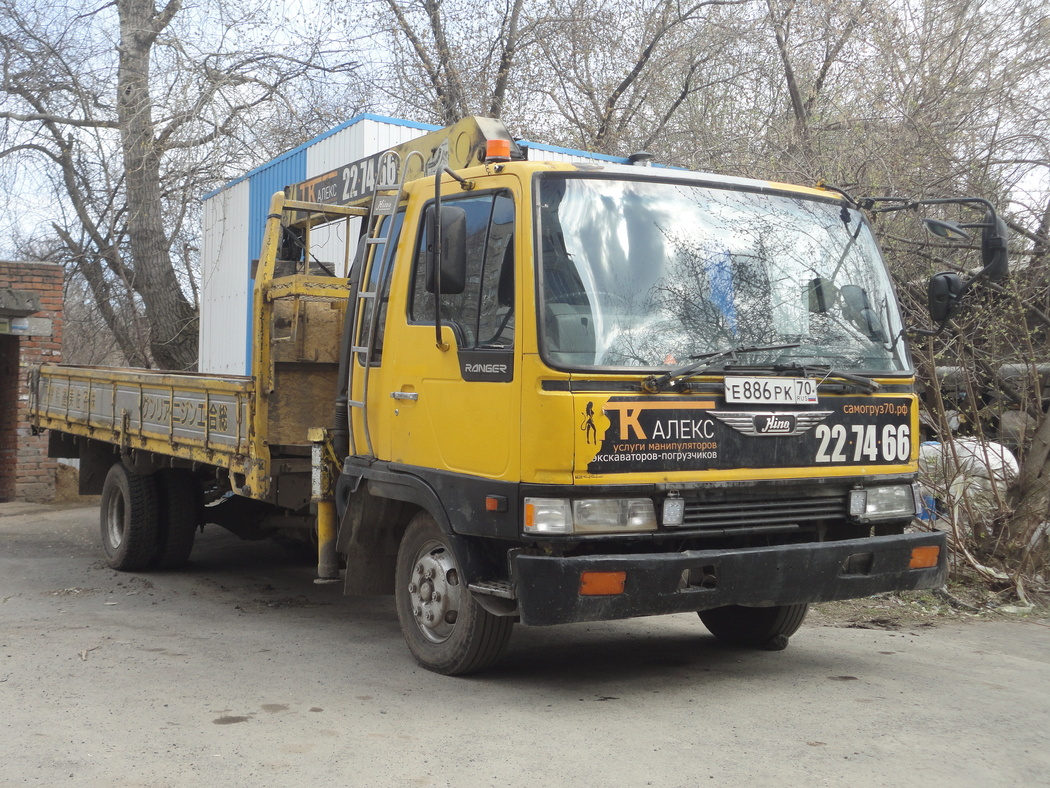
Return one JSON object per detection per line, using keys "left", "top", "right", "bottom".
{"left": 152, "top": 468, "right": 199, "bottom": 569}
{"left": 100, "top": 463, "right": 160, "bottom": 571}
{"left": 699, "top": 604, "right": 809, "bottom": 650}
{"left": 395, "top": 512, "right": 513, "bottom": 675}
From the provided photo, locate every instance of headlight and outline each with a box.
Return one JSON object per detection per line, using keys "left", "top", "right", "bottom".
{"left": 573, "top": 499, "right": 657, "bottom": 532}
{"left": 523, "top": 498, "right": 572, "bottom": 534}
{"left": 524, "top": 497, "right": 657, "bottom": 534}
{"left": 849, "top": 484, "right": 919, "bottom": 522}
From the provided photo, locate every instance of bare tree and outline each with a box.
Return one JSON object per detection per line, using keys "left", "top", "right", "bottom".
{"left": 527, "top": 0, "right": 751, "bottom": 155}
{"left": 346, "top": 0, "right": 751, "bottom": 156}
{"left": 828, "top": 0, "right": 1050, "bottom": 596}
{"left": 0, "top": 0, "right": 358, "bottom": 369}
{"left": 353, "top": 0, "right": 537, "bottom": 127}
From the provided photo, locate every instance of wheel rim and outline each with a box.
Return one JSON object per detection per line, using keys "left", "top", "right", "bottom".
{"left": 406, "top": 539, "right": 463, "bottom": 643}
{"left": 105, "top": 491, "right": 126, "bottom": 549}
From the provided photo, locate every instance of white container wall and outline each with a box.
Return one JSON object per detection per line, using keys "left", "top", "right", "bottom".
{"left": 517, "top": 140, "right": 629, "bottom": 166}
{"left": 306, "top": 117, "right": 437, "bottom": 177}
{"left": 199, "top": 179, "right": 250, "bottom": 375}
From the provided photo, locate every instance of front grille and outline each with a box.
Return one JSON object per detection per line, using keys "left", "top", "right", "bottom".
{"left": 681, "top": 493, "right": 847, "bottom": 529}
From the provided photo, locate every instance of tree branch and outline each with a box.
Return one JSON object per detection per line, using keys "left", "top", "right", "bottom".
{"left": 0, "top": 110, "right": 116, "bottom": 129}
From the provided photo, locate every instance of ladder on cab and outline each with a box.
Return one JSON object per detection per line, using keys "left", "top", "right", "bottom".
{"left": 346, "top": 150, "right": 423, "bottom": 458}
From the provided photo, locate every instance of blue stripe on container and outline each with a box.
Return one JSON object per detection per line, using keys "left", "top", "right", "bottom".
{"left": 203, "top": 114, "right": 440, "bottom": 200}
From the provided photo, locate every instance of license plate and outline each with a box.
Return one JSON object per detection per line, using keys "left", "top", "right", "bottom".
{"left": 724, "top": 377, "right": 818, "bottom": 405}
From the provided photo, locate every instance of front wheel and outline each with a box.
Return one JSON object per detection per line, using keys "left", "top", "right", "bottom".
{"left": 395, "top": 512, "right": 513, "bottom": 675}
{"left": 699, "top": 604, "right": 808, "bottom": 650}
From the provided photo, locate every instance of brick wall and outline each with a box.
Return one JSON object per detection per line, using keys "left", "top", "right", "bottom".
{"left": 0, "top": 334, "right": 18, "bottom": 499}
{"left": 0, "top": 261, "right": 63, "bottom": 502}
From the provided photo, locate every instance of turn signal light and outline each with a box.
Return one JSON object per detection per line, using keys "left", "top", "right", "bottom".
{"left": 580, "top": 571, "right": 626, "bottom": 596}
{"left": 909, "top": 545, "right": 940, "bottom": 569}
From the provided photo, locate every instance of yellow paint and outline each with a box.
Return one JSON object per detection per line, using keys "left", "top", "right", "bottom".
{"left": 518, "top": 355, "right": 576, "bottom": 484}
{"left": 286, "top": 116, "right": 518, "bottom": 209}
{"left": 316, "top": 500, "right": 339, "bottom": 579}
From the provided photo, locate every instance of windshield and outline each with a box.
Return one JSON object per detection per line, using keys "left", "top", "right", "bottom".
{"left": 536, "top": 175, "right": 909, "bottom": 374}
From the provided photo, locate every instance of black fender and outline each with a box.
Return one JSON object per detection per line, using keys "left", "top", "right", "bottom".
{"left": 336, "top": 460, "right": 511, "bottom": 590}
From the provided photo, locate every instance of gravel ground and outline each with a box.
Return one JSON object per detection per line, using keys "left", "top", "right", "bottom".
{"left": 2, "top": 501, "right": 1048, "bottom": 787}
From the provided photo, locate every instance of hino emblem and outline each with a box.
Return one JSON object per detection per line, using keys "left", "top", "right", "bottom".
{"left": 710, "top": 410, "right": 832, "bottom": 437}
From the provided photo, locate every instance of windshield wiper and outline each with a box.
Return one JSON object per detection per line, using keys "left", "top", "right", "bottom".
{"left": 741, "top": 361, "right": 880, "bottom": 394}
{"left": 642, "top": 348, "right": 881, "bottom": 395}
{"left": 642, "top": 343, "right": 801, "bottom": 393}
{"left": 796, "top": 364, "right": 881, "bottom": 393}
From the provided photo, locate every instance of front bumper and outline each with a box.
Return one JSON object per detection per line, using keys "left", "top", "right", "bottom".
{"left": 512, "top": 532, "right": 947, "bottom": 626}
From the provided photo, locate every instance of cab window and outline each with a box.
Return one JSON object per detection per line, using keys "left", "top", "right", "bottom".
{"left": 409, "top": 191, "right": 514, "bottom": 349}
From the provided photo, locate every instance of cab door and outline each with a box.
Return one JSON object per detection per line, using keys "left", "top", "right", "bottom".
{"left": 388, "top": 187, "right": 520, "bottom": 480}
{"left": 347, "top": 210, "right": 404, "bottom": 462}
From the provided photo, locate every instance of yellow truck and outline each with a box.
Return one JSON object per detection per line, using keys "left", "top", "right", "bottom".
{"left": 30, "top": 117, "right": 1007, "bottom": 674}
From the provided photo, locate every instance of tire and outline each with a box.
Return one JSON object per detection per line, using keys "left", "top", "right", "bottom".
{"left": 100, "top": 463, "right": 160, "bottom": 571}
{"left": 395, "top": 512, "right": 513, "bottom": 675}
{"left": 699, "top": 604, "right": 809, "bottom": 650}
{"left": 152, "top": 468, "right": 199, "bottom": 569}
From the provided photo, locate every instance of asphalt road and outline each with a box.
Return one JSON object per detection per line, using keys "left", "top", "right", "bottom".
{"left": 2, "top": 502, "right": 1048, "bottom": 787}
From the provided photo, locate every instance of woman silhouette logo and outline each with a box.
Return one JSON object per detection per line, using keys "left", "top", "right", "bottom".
{"left": 581, "top": 401, "right": 597, "bottom": 445}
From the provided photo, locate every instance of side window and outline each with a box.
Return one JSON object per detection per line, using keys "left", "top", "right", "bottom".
{"left": 478, "top": 194, "right": 514, "bottom": 346}
{"left": 356, "top": 211, "right": 404, "bottom": 366}
{"left": 409, "top": 191, "right": 515, "bottom": 349}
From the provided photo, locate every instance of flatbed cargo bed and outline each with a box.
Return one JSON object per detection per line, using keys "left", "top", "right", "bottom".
{"left": 30, "top": 364, "right": 255, "bottom": 470}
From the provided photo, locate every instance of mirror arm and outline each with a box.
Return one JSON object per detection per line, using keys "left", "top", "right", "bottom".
{"left": 433, "top": 172, "right": 449, "bottom": 351}
{"left": 905, "top": 321, "right": 949, "bottom": 339}
{"left": 815, "top": 181, "right": 859, "bottom": 206}
{"left": 443, "top": 166, "right": 475, "bottom": 191}
{"left": 864, "top": 196, "right": 997, "bottom": 215}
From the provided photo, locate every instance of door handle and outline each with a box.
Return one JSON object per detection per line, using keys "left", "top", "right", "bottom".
{"left": 390, "top": 391, "right": 418, "bottom": 401}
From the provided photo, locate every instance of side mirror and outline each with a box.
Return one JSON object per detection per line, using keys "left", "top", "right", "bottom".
{"left": 425, "top": 205, "right": 467, "bottom": 295}
{"left": 922, "top": 217, "right": 970, "bottom": 241}
{"left": 979, "top": 210, "right": 1008, "bottom": 283}
{"left": 928, "top": 272, "right": 964, "bottom": 324}
{"left": 863, "top": 195, "right": 1009, "bottom": 336}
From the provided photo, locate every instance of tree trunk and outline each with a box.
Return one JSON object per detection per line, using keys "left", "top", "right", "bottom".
{"left": 1007, "top": 405, "right": 1050, "bottom": 567}
{"left": 767, "top": 0, "right": 809, "bottom": 141}
{"left": 51, "top": 225, "right": 152, "bottom": 368}
{"left": 116, "top": 0, "right": 198, "bottom": 370}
